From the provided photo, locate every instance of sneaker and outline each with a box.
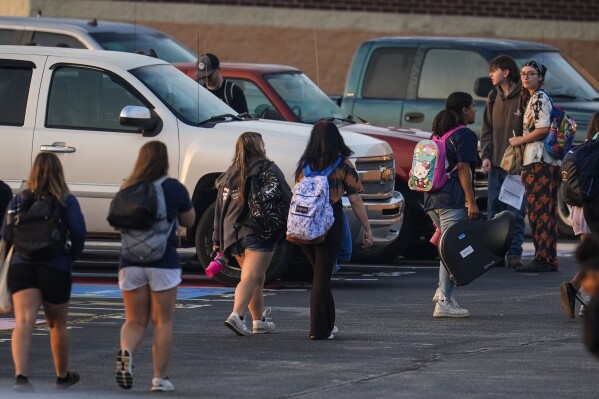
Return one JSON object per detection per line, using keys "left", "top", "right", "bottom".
{"left": 432, "top": 288, "right": 440, "bottom": 304}
{"left": 151, "top": 377, "right": 174, "bottom": 392}
{"left": 433, "top": 299, "right": 469, "bottom": 318}
{"left": 332, "top": 325, "right": 339, "bottom": 334}
{"left": 560, "top": 282, "right": 576, "bottom": 319}
{"left": 116, "top": 349, "right": 133, "bottom": 390}
{"left": 580, "top": 305, "right": 586, "bottom": 317}
{"left": 14, "top": 375, "right": 34, "bottom": 392}
{"left": 55, "top": 371, "right": 80, "bottom": 389}
{"left": 225, "top": 313, "right": 251, "bottom": 336}
{"left": 507, "top": 257, "right": 523, "bottom": 268}
{"left": 253, "top": 308, "right": 276, "bottom": 334}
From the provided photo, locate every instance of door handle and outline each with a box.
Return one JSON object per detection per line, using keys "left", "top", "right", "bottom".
{"left": 404, "top": 112, "right": 424, "bottom": 123}
{"left": 40, "top": 142, "right": 76, "bottom": 153}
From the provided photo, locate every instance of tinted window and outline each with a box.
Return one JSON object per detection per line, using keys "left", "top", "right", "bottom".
{"left": 362, "top": 48, "right": 415, "bottom": 99}
{"left": 91, "top": 32, "right": 196, "bottom": 63}
{"left": 0, "top": 29, "right": 19, "bottom": 45}
{"left": 227, "top": 78, "right": 280, "bottom": 120}
{"left": 0, "top": 67, "right": 32, "bottom": 126}
{"left": 46, "top": 67, "right": 144, "bottom": 131}
{"left": 30, "top": 31, "right": 86, "bottom": 48}
{"left": 418, "top": 49, "right": 488, "bottom": 100}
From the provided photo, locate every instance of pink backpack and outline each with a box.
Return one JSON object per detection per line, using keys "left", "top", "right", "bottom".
{"left": 408, "top": 125, "right": 465, "bottom": 192}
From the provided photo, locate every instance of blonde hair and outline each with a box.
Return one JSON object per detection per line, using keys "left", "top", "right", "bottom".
{"left": 228, "top": 132, "right": 266, "bottom": 205}
{"left": 27, "top": 152, "right": 70, "bottom": 204}
{"left": 122, "top": 141, "right": 169, "bottom": 189}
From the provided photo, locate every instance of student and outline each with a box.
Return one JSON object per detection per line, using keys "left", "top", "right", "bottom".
{"left": 574, "top": 235, "right": 599, "bottom": 357}
{"left": 480, "top": 55, "right": 525, "bottom": 268}
{"left": 560, "top": 113, "right": 599, "bottom": 318}
{"left": 294, "top": 120, "right": 373, "bottom": 339}
{"left": 1, "top": 153, "right": 86, "bottom": 391}
{"left": 213, "top": 132, "right": 291, "bottom": 336}
{"left": 509, "top": 60, "right": 560, "bottom": 272}
{"left": 197, "top": 53, "right": 249, "bottom": 114}
{"left": 583, "top": 112, "right": 599, "bottom": 235}
{"left": 115, "top": 141, "right": 195, "bottom": 392}
{"left": 427, "top": 92, "right": 479, "bottom": 318}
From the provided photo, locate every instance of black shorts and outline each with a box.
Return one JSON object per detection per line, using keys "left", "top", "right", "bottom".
{"left": 8, "top": 263, "right": 72, "bottom": 304}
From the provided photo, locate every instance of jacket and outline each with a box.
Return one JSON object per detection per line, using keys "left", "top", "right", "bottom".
{"left": 480, "top": 82, "right": 524, "bottom": 167}
{"left": 212, "top": 157, "right": 290, "bottom": 257}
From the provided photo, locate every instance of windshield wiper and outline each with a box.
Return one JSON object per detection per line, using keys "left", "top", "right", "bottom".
{"left": 198, "top": 113, "right": 242, "bottom": 126}
{"left": 323, "top": 116, "right": 356, "bottom": 124}
{"left": 550, "top": 93, "right": 578, "bottom": 100}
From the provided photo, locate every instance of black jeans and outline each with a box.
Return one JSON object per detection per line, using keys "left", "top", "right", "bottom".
{"left": 584, "top": 201, "right": 599, "bottom": 235}
{"left": 299, "top": 202, "right": 343, "bottom": 339}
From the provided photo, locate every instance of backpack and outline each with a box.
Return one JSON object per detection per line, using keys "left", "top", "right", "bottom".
{"left": 408, "top": 125, "right": 465, "bottom": 192}
{"left": 8, "top": 191, "right": 64, "bottom": 261}
{"left": 108, "top": 177, "right": 174, "bottom": 263}
{"left": 286, "top": 157, "right": 343, "bottom": 245}
{"left": 541, "top": 90, "right": 577, "bottom": 160}
{"left": 243, "top": 160, "right": 290, "bottom": 242}
{"left": 560, "top": 136, "right": 599, "bottom": 207}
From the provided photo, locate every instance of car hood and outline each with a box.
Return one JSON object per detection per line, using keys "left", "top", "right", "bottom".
{"left": 338, "top": 122, "right": 431, "bottom": 143}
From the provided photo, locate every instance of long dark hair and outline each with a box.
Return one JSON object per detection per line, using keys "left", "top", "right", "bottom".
{"left": 122, "top": 141, "right": 169, "bottom": 189}
{"left": 294, "top": 120, "right": 353, "bottom": 180}
{"left": 431, "top": 92, "right": 472, "bottom": 137}
{"left": 587, "top": 112, "right": 599, "bottom": 140}
{"left": 28, "top": 152, "right": 70, "bottom": 204}
{"left": 431, "top": 110, "right": 459, "bottom": 138}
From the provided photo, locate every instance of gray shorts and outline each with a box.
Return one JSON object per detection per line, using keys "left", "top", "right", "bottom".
{"left": 118, "top": 267, "right": 181, "bottom": 292}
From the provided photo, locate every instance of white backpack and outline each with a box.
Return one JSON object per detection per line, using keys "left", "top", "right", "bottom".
{"left": 286, "top": 157, "right": 342, "bottom": 244}
{"left": 120, "top": 177, "right": 174, "bottom": 263}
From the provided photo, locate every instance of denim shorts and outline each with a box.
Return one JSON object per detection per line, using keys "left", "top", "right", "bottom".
{"left": 229, "top": 234, "right": 276, "bottom": 257}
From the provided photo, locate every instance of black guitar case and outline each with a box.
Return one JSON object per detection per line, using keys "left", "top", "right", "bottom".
{"left": 438, "top": 210, "right": 515, "bottom": 286}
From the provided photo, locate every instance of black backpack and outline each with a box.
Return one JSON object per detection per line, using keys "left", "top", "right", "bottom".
{"left": 560, "top": 137, "right": 599, "bottom": 207}
{"left": 9, "top": 191, "right": 64, "bottom": 261}
{"left": 244, "top": 161, "right": 290, "bottom": 242}
{"left": 107, "top": 181, "right": 158, "bottom": 230}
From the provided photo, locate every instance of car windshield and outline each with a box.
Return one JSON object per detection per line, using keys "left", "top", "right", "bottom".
{"left": 131, "top": 64, "right": 236, "bottom": 125}
{"left": 265, "top": 72, "right": 351, "bottom": 124}
{"left": 91, "top": 32, "right": 197, "bottom": 63}
{"left": 498, "top": 50, "right": 599, "bottom": 101}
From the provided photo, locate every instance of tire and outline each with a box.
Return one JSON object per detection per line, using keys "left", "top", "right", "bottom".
{"left": 195, "top": 202, "right": 292, "bottom": 286}
{"left": 557, "top": 183, "right": 575, "bottom": 237}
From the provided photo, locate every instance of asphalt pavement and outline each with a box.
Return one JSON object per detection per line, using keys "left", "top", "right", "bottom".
{"left": 0, "top": 239, "right": 598, "bottom": 398}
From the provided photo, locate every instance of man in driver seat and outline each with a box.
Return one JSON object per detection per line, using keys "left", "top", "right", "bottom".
{"left": 196, "top": 53, "right": 248, "bottom": 115}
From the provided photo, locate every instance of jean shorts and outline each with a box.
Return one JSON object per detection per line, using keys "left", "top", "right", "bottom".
{"left": 229, "top": 234, "right": 276, "bottom": 257}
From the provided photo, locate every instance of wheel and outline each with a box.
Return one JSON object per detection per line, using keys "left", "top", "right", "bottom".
{"left": 195, "top": 202, "right": 292, "bottom": 286}
{"left": 557, "top": 183, "right": 575, "bottom": 237}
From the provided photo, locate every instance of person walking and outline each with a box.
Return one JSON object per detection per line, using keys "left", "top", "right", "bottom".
{"left": 115, "top": 141, "right": 195, "bottom": 392}
{"left": 213, "top": 131, "right": 291, "bottom": 336}
{"left": 583, "top": 112, "right": 599, "bottom": 236}
{"left": 0, "top": 152, "right": 86, "bottom": 391}
{"left": 480, "top": 55, "right": 526, "bottom": 268}
{"left": 197, "top": 53, "right": 249, "bottom": 114}
{"left": 427, "top": 92, "right": 480, "bottom": 318}
{"left": 508, "top": 60, "right": 560, "bottom": 272}
{"left": 293, "top": 120, "right": 373, "bottom": 339}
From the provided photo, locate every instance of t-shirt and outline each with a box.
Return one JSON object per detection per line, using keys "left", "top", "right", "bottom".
{"left": 522, "top": 90, "right": 560, "bottom": 166}
{"left": 205, "top": 79, "right": 248, "bottom": 115}
{"left": 120, "top": 178, "right": 192, "bottom": 270}
{"left": 296, "top": 158, "right": 364, "bottom": 204}
{"left": 424, "top": 127, "right": 479, "bottom": 211}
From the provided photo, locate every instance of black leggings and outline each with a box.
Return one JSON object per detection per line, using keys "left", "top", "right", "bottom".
{"left": 299, "top": 202, "right": 343, "bottom": 339}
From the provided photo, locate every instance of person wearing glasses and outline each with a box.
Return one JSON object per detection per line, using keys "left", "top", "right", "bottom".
{"left": 508, "top": 60, "right": 560, "bottom": 272}
{"left": 196, "top": 53, "right": 248, "bottom": 115}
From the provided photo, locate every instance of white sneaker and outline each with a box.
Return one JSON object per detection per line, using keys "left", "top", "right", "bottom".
{"left": 580, "top": 305, "right": 586, "bottom": 317}
{"left": 433, "top": 299, "right": 469, "bottom": 318}
{"left": 432, "top": 288, "right": 440, "bottom": 304}
{"left": 151, "top": 377, "right": 174, "bottom": 392}
{"left": 332, "top": 325, "right": 339, "bottom": 334}
{"left": 225, "top": 313, "right": 251, "bottom": 336}
{"left": 253, "top": 308, "right": 276, "bottom": 334}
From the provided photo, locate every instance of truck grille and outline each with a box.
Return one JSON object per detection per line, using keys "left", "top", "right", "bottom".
{"left": 354, "top": 155, "right": 395, "bottom": 200}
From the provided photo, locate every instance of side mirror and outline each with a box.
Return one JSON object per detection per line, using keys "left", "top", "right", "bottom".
{"left": 119, "top": 105, "right": 160, "bottom": 134}
{"left": 474, "top": 77, "right": 494, "bottom": 98}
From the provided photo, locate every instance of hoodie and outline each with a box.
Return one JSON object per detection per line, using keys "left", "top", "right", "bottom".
{"left": 480, "top": 82, "right": 524, "bottom": 168}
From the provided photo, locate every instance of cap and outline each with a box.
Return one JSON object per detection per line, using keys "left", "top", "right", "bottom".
{"left": 197, "top": 53, "right": 220, "bottom": 77}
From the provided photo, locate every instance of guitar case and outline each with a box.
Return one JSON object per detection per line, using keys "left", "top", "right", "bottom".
{"left": 438, "top": 210, "right": 515, "bottom": 286}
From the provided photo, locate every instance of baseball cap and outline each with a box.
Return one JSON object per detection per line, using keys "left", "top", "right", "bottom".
{"left": 197, "top": 53, "right": 220, "bottom": 77}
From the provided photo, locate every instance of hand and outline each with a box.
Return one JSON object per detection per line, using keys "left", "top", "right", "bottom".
{"left": 481, "top": 159, "right": 491, "bottom": 173}
{"left": 362, "top": 230, "right": 373, "bottom": 249}
{"left": 212, "top": 245, "right": 220, "bottom": 253}
{"left": 509, "top": 136, "right": 524, "bottom": 147}
{"left": 467, "top": 202, "right": 480, "bottom": 220}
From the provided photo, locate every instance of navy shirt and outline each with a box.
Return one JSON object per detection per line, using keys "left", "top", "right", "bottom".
{"left": 424, "top": 127, "right": 479, "bottom": 211}
{"left": 120, "top": 178, "right": 192, "bottom": 270}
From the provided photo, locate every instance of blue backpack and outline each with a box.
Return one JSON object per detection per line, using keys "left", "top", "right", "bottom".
{"left": 542, "top": 90, "right": 577, "bottom": 160}
{"left": 286, "top": 157, "right": 343, "bottom": 245}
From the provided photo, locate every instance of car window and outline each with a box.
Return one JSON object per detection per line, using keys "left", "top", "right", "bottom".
{"left": 0, "top": 29, "right": 19, "bottom": 45}
{"left": 29, "top": 31, "right": 86, "bottom": 49}
{"left": 418, "top": 49, "right": 488, "bottom": 100}
{"left": 46, "top": 66, "right": 144, "bottom": 131}
{"left": 0, "top": 66, "right": 32, "bottom": 126}
{"left": 362, "top": 48, "right": 415, "bottom": 99}
{"left": 91, "top": 32, "right": 197, "bottom": 63}
{"left": 227, "top": 78, "right": 280, "bottom": 119}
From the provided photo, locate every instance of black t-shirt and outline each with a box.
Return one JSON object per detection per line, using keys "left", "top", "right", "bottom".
{"left": 206, "top": 79, "right": 248, "bottom": 114}
{"left": 424, "top": 127, "right": 479, "bottom": 211}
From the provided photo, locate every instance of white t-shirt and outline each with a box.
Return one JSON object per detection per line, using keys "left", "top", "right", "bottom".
{"left": 522, "top": 90, "right": 560, "bottom": 166}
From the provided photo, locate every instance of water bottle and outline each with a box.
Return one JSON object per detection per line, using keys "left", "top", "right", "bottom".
{"left": 205, "top": 252, "right": 226, "bottom": 278}
{"left": 429, "top": 227, "right": 442, "bottom": 247}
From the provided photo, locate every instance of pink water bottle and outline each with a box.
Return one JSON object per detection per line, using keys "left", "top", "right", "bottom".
{"left": 205, "top": 252, "right": 226, "bottom": 278}
{"left": 429, "top": 227, "right": 442, "bottom": 247}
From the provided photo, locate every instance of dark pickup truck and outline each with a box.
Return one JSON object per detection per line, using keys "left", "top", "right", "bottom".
{"left": 338, "top": 37, "right": 599, "bottom": 236}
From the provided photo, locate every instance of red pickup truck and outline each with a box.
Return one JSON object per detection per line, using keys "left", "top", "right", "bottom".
{"left": 178, "top": 62, "right": 439, "bottom": 261}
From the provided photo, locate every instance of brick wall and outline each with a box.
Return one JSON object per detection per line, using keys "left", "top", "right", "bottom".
{"left": 114, "top": 0, "right": 598, "bottom": 22}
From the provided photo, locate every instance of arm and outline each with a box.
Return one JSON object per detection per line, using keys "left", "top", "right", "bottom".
{"left": 457, "top": 163, "right": 479, "bottom": 219}
{"left": 348, "top": 193, "right": 373, "bottom": 248}
{"left": 233, "top": 84, "right": 249, "bottom": 114}
{"left": 65, "top": 196, "right": 86, "bottom": 261}
{"left": 212, "top": 187, "right": 224, "bottom": 250}
{"left": 179, "top": 208, "right": 195, "bottom": 228}
{"left": 480, "top": 94, "right": 494, "bottom": 172}
{"left": 509, "top": 126, "right": 549, "bottom": 146}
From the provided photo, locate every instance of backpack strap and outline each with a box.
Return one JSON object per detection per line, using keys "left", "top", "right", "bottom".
{"left": 440, "top": 125, "right": 466, "bottom": 141}
{"left": 303, "top": 156, "right": 343, "bottom": 177}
